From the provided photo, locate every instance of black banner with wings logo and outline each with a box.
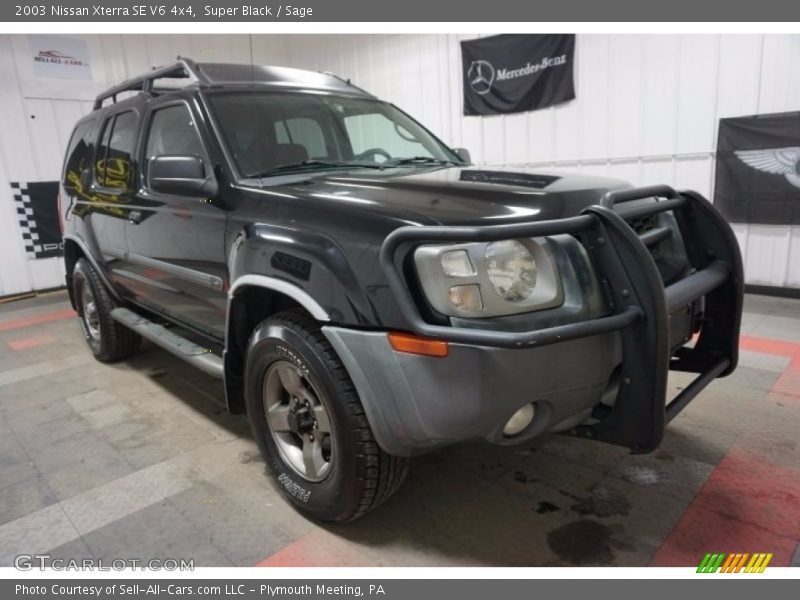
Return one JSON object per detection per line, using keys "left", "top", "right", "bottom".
{"left": 460, "top": 34, "right": 575, "bottom": 116}
{"left": 714, "top": 111, "right": 800, "bottom": 225}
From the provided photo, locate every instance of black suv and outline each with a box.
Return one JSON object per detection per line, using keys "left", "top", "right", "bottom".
{"left": 60, "top": 58, "right": 743, "bottom": 521}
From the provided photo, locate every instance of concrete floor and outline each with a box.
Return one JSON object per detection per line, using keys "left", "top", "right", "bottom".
{"left": 1, "top": 290, "right": 799, "bottom": 567}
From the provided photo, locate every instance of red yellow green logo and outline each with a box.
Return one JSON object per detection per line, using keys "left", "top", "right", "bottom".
{"left": 697, "top": 553, "right": 773, "bottom": 573}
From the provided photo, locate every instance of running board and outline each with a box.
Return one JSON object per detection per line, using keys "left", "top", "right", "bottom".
{"left": 110, "top": 307, "right": 224, "bottom": 378}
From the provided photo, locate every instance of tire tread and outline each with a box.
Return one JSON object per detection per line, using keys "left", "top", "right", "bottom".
{"left": 74, "top": 258, "right": 140, "bottom": 362}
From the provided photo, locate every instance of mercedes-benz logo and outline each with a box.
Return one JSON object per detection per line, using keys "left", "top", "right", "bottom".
{"left": 467, "top": 60, "right": 495, "bottom": 95}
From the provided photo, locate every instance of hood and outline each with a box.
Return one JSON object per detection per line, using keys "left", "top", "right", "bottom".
{"left": 264, "top": 165, "right": 630, "bottom": 226}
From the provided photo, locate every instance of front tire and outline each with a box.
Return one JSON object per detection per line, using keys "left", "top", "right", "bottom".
{"left": 72, "top": 258, "right": 140, "bottom": 362}
{"left": 244, "top": 309, "right": 409, "bottom": 522}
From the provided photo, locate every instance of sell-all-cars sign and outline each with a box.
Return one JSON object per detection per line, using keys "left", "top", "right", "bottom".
{"left": 31, "top": 35, "right": 91, "bottom": 80}
{"left": 461, "top": 34, "right": 575, "bottom": 116}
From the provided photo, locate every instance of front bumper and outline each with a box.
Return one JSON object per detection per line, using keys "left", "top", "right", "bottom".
{"left": 323, "top": 326, "right": 622, "bottom": 456}
{"left": 368, "top": 185, "right": 743, "bottom": 455}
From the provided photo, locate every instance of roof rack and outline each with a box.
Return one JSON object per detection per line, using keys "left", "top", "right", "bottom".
{"left": 93, "top": 56, "right": 206, "bottom": 110}
{"left": 93, "top": 57, "right": 373, "bottom": 110}
{"left": 320, "top": 70, "right": 371, "bottom": 96}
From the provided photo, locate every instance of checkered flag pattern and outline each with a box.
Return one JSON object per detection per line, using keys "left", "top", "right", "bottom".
{"left": 10, "top": 181, "right": 63, "bottom": 260}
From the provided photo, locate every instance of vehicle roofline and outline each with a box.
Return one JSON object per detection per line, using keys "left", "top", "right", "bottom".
{"left": 92, "top": 57, "right": 373, "bottom": 112}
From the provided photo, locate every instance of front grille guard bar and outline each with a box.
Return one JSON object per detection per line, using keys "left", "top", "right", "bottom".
{"left": 379, "top": 186, "right": 744, "bottom": 452}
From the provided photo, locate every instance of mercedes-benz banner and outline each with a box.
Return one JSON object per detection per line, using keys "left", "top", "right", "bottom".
{"left": 461, "top": 34, "right": 575, "bottom": 116}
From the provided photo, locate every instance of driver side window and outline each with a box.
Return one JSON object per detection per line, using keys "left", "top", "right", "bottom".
{"left": 344, "top": 113, "right": 432, "bottom": 159}
{"left": 144, "top": 103, "right": 204, "bottom": 182}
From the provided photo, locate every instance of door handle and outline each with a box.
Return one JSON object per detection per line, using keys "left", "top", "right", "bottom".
{"left": 128, "top": 210, "right": 143, "bottom": 225}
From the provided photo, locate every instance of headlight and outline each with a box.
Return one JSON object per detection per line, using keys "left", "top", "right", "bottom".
{"left": 485, "top": 240, "right": 537, "bottom": 302}
{"left": 413, "top": 238, "right": 563, "bottom": 318}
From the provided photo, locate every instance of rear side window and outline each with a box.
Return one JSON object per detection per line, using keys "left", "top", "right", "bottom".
{"left": 95, "top": 111, "right": 138, "bottom": 189}
{"left": 62, "top": 120, "right": 95, "bottom": 192}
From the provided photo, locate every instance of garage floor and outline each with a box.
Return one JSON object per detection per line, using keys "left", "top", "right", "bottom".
{"left": 1, "top": 291, "right": 799, "bottom": 568}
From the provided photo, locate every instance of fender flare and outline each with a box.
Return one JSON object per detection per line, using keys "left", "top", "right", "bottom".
{"left": 63, "top": 234, "right": 122, "bottom": 302}
{"left": 227, "top": 274, "right": 330, "bottom": 322}
{"left": 223, "top": 275, "right": 332, "bottom": 415}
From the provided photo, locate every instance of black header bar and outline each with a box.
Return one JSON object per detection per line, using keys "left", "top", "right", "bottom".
{"left": 4, "top": 0, "right": 799, "bottom": 22}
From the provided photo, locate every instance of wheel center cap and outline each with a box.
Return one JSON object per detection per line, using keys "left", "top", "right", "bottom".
{"left": 289, "top": 407, "right": 314, "bottom": 435}
{"left": 287, "top": 411, "right": 298, "bottom": 432}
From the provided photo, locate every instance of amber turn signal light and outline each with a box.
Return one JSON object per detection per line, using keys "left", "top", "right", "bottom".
{"left": 387, "top": 332, "right": 449, "bottom": 357}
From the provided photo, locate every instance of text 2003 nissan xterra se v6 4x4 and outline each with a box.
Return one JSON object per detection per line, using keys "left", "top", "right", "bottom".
{"left": 60, "top": 59, "right": 743, "bottom": 521}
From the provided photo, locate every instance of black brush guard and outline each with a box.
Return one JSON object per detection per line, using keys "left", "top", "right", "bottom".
{"left": 379, "top": 185, "right": 744, "bottom": 453}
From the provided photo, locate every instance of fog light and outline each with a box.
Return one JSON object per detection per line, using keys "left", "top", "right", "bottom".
{"left": 503, "top": 404, "right": 535, "bottom": 437}
{"left": 448, "top": 284, "right": 483, "bottom": 312}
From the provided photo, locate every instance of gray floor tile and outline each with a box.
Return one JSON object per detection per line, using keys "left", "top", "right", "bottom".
{"left": 0, "top": 504, "right": 79, "bottom": 566}
{"left": 749, "top": 315, "right": 800, "bottom": 343}
{"left": 742, "top": 293, "right": 787, "bottom": 316}
{"left": 11, "top": 413, "right": 94, "bottom": 452}
{"left": 0, "top": 290, "right": 68, "bottom": 316}
{"left": 59, "top": 470, "right": 163, "bottom": 535}
{"left": 166, "top": 480, "right": 291, "bottom": 566}
{"left": 42, "top": 448, "right": 135, "bottom": 501}
{"left": 23, "top": 432, "right": 123, "bottom": 475}
{"left": 42, "top": 537, "right": 96, "bottom": 565}
{"left": 0, "top": 428, "right": 39, "bottom": 490}
{"left": 738, "top": 349, "right": 791, "bottom": 374}
{"left": 0, "top": 475, "right": 57, "bottom": 525}
{"left": 82, "top": 499, "right": 234, "bottom": 567}
{"left": 606, "top": 448, "right": 715, "bottom": 502}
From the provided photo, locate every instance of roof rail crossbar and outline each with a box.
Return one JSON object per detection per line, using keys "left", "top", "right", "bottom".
{"left": 93, "top": 56, "right": 205, "bottom": 110}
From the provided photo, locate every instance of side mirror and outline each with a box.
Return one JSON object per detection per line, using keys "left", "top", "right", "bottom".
{"left": 149, "top": 155, "right": 218, "bottom": 198}
{"left": 452, "top": 148, "right": 471, "bottom": 164}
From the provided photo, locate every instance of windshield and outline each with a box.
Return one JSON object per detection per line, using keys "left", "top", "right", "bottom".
{"left": 207, "top": 92, "right": 462, "bottom": 178}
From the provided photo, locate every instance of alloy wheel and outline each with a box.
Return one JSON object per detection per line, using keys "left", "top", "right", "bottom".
{"left": 262, "top": 360, "right": 334, "bottom": 482}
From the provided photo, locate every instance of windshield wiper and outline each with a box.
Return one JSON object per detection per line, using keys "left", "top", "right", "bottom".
{"left": 381, "top": 156, "right": 461, "bottom": 167}
{"left": 248, "top": 160, "right": 384, "bottom": 179}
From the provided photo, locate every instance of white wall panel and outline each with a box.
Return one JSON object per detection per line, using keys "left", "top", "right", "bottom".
{"left": 640, "top": 158, "right": 675, "bottom": 187}
{"left": 1, "top": 33, "right": 798, "bottom": 295}
{"left": 577, "top": 35, "right": 610, "bottom": 160}
{"left": 758, "top": 35, "right": 800, "bottom": 114}
{"left": 675, "top": 35, "right": 719, "bottom": 154}
{"left": 716, "top": 35, "right": 762, "bottom": 120}
{"left": 641, "top": 35, "right": 679, "bottom": 157}
{"left": 0, "top": 36, "right": 45, "bottom": 295}
{"left": 608, "top": 160, "right": 641, "bottom": 186}
{"left": 526, "top": 107, "right": 555, "bottom": 164}
{"left": 788, "top": 230, "right": 800, "bottom": 287}
{"left": 552, "top": 89, "right": 579, "bottom": 161}
{"left": 607, "top": 36, "right": 643, "bottom": 158}
{"left": 504, "top": 113, "right": 530, "bottom": 164}
{"left": 674, "top": 156, "right": 714, "bottom": 199}
{"left": 481, "top": 116, "right": 505, "bottom": 165}
{"left": 743, "top": 226, "right": 793, "bottom": 286}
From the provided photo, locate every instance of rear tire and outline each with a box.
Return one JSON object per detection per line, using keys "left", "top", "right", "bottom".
{"left": 245, "top": 309, "right": 409, "bottom": 522}
{"left": 72, "top": 258, "right": 140, "bottom": 362}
